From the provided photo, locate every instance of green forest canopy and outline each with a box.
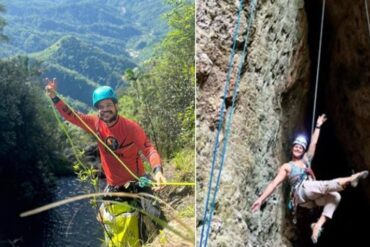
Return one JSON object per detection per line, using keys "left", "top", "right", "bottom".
{"left": 120, "top": 0, "right": 195, "bottom": 158}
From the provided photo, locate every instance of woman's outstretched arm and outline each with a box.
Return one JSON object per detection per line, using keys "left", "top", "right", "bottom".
{"left": 251, "top": 164, "right": 289, "bottom": 212}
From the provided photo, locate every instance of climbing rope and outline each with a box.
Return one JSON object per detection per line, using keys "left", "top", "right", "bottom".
{"left": 311, "top": 0, "right": 326, "bottom": 134}
{"left": 49, "top": 89, "right": 195, "bottom": 187}
{"left": 50, "top": 95, "right": 196, "bottom": 246}
{"left": 198, "top": 0, "right": 244, "bottom": 245}
{"left": 199, "top": 0, "right": 257, "bottom": 246}
{"left": 365, "top": 0, "right": 370, "bottom": 40}
{"left": 20, "top": 191, "right": 195, "bottom": 243}
{"left": 51, "top": 90, "right": 140, "bottom": 179}
{"left": 49, "top": 92, "right": 195, "bottom": 245}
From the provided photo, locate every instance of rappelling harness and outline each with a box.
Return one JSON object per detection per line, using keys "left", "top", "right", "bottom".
{"left": 288, "top": 158, "right": 316, "bottom": 224}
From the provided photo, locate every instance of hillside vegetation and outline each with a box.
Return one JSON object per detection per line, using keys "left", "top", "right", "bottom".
{"left": 0, "top": 0, "right": 195, "bottom": 245}
{"left": 1, "top": 0, "right": 169, "bottom": 107}
{"left": 2, "top": 0, "right": 168, "bottom": 59}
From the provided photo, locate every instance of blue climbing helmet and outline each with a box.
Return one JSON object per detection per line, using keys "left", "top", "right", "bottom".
{"left": 293, "top": 135, "right": 308, "bottom": 150}
{"left": 92, "top": 86, "right": 118, "bottom": 107}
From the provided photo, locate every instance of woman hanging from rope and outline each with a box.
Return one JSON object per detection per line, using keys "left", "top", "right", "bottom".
{"left": 251, "top": 114, "right": 369, "bottom": 244}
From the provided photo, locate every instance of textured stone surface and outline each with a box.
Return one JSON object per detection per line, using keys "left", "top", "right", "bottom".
{"left": 197, "top": 0, "right": 370, "bottom": 246}
{"left": 326, "top": 0, "right": 370, "bottom": 200}
{"left": 196, "top": 0, "right": 310, "bottom": 246}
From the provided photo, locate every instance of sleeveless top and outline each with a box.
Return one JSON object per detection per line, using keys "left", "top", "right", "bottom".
{"left": 288, "top": 163, "right": 307, "bottom": 187}
{"left": 287, "top": 156, "right": 314, "bottom": 187}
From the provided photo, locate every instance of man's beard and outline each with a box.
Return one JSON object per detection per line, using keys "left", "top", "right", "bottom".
{"left": 99, "top": 111, "right": 118, "bottom": 123}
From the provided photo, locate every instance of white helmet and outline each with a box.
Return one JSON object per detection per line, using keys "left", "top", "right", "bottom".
{"left": 293, "top": 135, "right": 308, "bottom": 150}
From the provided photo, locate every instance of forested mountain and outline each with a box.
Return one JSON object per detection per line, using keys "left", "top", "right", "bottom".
{"left": 120, "top": 0, "right": 195, "bottom": 157}
{"left": 1, "top": 0, "right": 169, "bottom": 107}
{"left": 1, "top": 0, "right": 168, "bottom": 58}
{"left": 32, "top": 35, "right": 136, "bottom": 106}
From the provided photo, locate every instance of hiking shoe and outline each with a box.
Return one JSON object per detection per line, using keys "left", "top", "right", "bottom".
{"left": 351, "top": 171, "right": 369, "bottom": 187}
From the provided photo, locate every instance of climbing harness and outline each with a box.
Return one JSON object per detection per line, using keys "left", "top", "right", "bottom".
{"left": 288, "top": 163, "right": 316, "bottom": 224}
{"left": 199, "top": 0, "right": 257, "bottom": 246}
{"left": 311, "top": 0, "right": 326, "bottom": 134}
{"left": 289, "top": 173, "right": 305, "bottom": 222}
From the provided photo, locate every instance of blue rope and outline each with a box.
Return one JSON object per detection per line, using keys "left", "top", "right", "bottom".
{"left": 198, "top": 0, "right": 244, "bottom": 245}
{"left": 202, "top": 1, "right": 258, "bottom": 245}
{"left": 200, "top": 0, "right": 258, "bottom": 246}
{"left": 198, "top": 1, "right": 245, "bottom": 246}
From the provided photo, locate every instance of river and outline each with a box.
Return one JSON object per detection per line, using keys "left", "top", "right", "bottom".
{"left": 40, "top": 176, "right": 105, "bottom": 247}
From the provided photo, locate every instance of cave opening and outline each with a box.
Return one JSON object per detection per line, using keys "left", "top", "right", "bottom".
{"left": 291, "top": 0, "right": 370, "bottom": 246}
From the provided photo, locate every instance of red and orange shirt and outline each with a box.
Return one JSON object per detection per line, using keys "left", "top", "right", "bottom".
{"left": 54, "top": 100, "right": 161, "bottom": 186}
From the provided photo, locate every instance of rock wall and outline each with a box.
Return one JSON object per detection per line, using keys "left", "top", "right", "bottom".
{"left": 326, "top": 0, "right": 370, "bottom": 200}
{"left": 196, "top": 0, "right": 311, "bottom": 246}
{"left": 197, "top": 0, "right": 370, "bottom": 245}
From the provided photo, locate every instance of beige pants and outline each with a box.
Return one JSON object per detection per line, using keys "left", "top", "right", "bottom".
{"left": 296, "top": 179, "right": 343, "bottom": 219}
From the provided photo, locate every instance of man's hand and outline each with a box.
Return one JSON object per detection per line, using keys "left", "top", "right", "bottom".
{"left": 45, "top": 78, "right": 57, "bottom": 98}
{"left": 316, "top": 114, "right": 327, "bottom": 127}
{"left": 153, "top": 171, "right": 166, "bottom": 192}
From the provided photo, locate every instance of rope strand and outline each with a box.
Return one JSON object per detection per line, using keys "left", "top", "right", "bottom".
{"left": 311, "top": 0, "right": 326, "bottom": 134}
{"left": 199, "top": 0, "right": 258, "bottom": 246}
{"left": 199, "top": 0, "right": 244, "bottom": 246}
{"left": 199, "top": 0, "right": 244, "bottom": 245}
{"left": 365, "top": 0, "right": 370, "bottom": 39}
{"left": 50, "top": 92, "right": 195, "bottom": 187}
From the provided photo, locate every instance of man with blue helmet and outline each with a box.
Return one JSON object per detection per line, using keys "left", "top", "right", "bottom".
{"left": 46, "top": 81, "right": 166, "bottom": 188}
{"left": 46, "top": 79, "right": 167, "bottom": 244}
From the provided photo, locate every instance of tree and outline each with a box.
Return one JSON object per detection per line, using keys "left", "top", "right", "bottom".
{"left": 120, "top": 0, "right": 195, "bottom": 157}
{"left": 0, "top": 57, "right": 63, "bottom": 242}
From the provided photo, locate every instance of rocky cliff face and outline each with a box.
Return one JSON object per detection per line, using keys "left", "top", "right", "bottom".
{"left": 197, "top": 0, "right": 310, "bottom": 246}
{"left": 326, "top": 0, "right": 370, "bottom": 197}
{"left": 196, "top": 0, "right": 370, "bottom": 246}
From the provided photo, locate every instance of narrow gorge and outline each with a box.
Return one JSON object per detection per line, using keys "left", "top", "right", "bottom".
{"left": 196, "top": 0, "right": 370, "bottom": 246}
